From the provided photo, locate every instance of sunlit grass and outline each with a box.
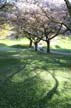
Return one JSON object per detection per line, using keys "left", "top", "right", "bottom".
{"left": 0, "top": 35, "right": 71, "bottom": 51}
{"left": 51, "top": 36, "right": 71, "bottom": 52}
{"left": 0, "top": 38, "right": 71, "bottom": 108}
{"left": 0, "top": 38, "right": 29, "bottom": 46}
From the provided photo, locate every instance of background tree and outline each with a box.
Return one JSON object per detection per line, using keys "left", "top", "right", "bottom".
{"left": 64, "top": 0, "right": 71, "bottom": 16}
{"left": 0, "top": 0, "right": 7, "bottom": 9}
{"left": 1, "top": 0, "right": 70, "bottom": 52}
{"left": 10, "top": 0, "right": 67, "bottom": 53}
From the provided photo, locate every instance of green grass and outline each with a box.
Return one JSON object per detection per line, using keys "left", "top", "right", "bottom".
{"left": 0, "top": 38, "right": 71, "bottom": 108}
{"left": 0, "top": 38, "right": 29, "bottom": 46}
{"left": 50, "top": 36, "right": 71, "bottom": 53}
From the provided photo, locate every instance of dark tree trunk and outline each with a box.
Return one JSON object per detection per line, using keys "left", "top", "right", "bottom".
{"left": 46, "top": 40, "right": 50, "bottom": 53}
{"left": 64, "top": 0, "right": 71, "bottom": 16}
{"left": 29, "top": 39, "right": 32, "bottom": 47}
{"left": 15, "top": 35, "right": 19, "bottom": 39}
{"left": 34, "top": 42, "right": 38, "bottom": 51}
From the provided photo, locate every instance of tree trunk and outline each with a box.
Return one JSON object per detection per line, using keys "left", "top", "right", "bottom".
{"left": 34, "top": 42, "right": 38, "bottom": 51}
{"left": 15, "top": 35, "right": 19, "bottom": 39}
{"left": 46, "top": 40, "right": 50, "bottom": 53}
{"left": 64, "top": 0, "right": 71, "bottom": 16}
{"left": 29, "top": 39, "right": 32, "bottom": 47}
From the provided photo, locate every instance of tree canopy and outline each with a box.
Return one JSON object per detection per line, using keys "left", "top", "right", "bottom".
{"left": 0, "top": 0, "right": 71, "bottom": 52}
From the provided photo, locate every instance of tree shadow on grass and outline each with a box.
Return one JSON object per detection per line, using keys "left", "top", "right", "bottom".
{"left": 0, "top": 43, "right": 18, "bottom": 56}
{"left": 55, "top": 45, "right": 60, "bottom": 49}
{"left": 11, "top": 44, "right": 29, "bottom": 49}
{"left": 0, "top": 73, "right": 50, "bottom": 108}
{"left": 0, "top": 46, "right": 71, "bottom": 108}
{"left": 0, "top": 49, "right": 60, "bottom": 108}
{"left": 31, "top": 72, "right": 59, "bottom": 108}
{"left": 51, "top": 45, "right": 71, "bottom": 53}
{"left": 0, "top": 43, "right": 7, "bottom": 47}
{"left": 0, "top": 52, "right": 60, "bottom": 108}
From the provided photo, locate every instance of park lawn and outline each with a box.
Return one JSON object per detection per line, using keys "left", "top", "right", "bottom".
{"left": 0, "top": 36, "right": 71, "bottom": 53}
{"left": 0, "top": 40, "right": 71, "bottom": 108}
{"left": 0, "top": 38, "right": 29, "bottom": 46}
{"left": 50, "top": 36, "right": 71, "bottom": 53}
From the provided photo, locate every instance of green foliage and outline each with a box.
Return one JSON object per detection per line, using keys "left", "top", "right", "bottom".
{"left": 0, "top": 23, "right": 13, "bottom": 39}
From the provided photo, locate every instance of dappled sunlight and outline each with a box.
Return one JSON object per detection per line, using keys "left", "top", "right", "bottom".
{"left": 38, "top": 71, "right": 53, "bottom": 81}
{"left": 0, "top": 42, "right": 71, "bottom": 108}
{"left": 0, "top": 0, "right": 71, "bottom": 106}
{"left": 11, "top": 69, "right": 54, "bottom": 84}
{"left": 0, "top": 23, "right": 13, "bottom": 39}
{"left": 11, "top": 69, "right": 37, "bottom": 83}
{"left": 0, "top": 76, "right": 50, "bottom": 108}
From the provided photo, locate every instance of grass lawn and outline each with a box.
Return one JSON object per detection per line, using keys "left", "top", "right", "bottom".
{"left": 50, "top": 36, "right": 71, "bottom": 53}
{"left": 0, "top": 38, "right": 71, "bottom": 108}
